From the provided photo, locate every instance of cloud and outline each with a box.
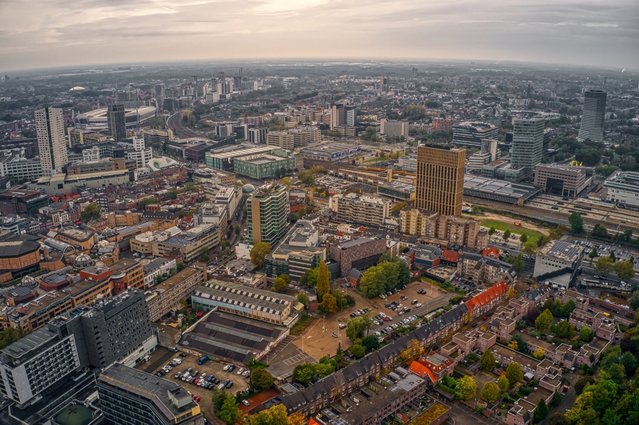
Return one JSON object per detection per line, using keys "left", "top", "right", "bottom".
{"left": 0, "top": 0, "right": 637, "bottom": 70}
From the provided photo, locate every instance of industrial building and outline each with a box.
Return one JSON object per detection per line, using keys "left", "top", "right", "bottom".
{"left": 603, "top": 171, "right": 639, "bottom": 209}
{"left": 463, "top": 175, "right": 540, "bottom": 205}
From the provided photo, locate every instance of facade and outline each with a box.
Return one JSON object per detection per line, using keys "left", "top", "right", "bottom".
{"left": 145, "top": 264, "right": 207, "bottom": 322}
{"left": 330, "top": 237, "right": 387, "bottom": 277}
{"left": 416, "top": 146, "right": 465, "bottom": 216}
{"left": 232, "top": 150, "right": 296, "bottom": 180}
{"left": 578, "top": 89, "right": 606, "bottom": 143}
{"left": 35, "top": 107, "right": 68, "bottom": 174}
{"left": 333, "top": 193, "right": 390, "bottom": 227}
{"left": 510, "top": 118, "right": 544, "bottom": 176}
{"left": 533, "top": 164, "right": 591, "bottom": 198}
{"left": 300, "top": 142, "right": 360, "bottom": 162}
{"left": 380, "top": 119, "right": 409, "bottom": 139}
{"left": 248, "top": 127, "right": 268, "bottom": 144}
{"left": 603, "top": 171, "right": 639, "bottom": 208}
{"left": 399, "top": 210, "right": 487, "bottom": 249}
{"left": 204, "top": 145, "right": 275, "bottom": 170}
{"left": 0, "top": 235, "right": 40, "bottom": 281}
{"left": 452, "top": 122, "right": 498, "bottom": 148}
{"left": 191, "top": 280, "right": 299, "bottom": 326}
{"left": 247, "top": 185, "right": 289, "bottom": 245}
{"left": 0, "top": 154, "right": 43, "bottom": 182}
{"left": 126, "top": 137, "right": 153, "bottom": 169}
{"left": 107, "top": 104, "right": 127, "bottom": 142}
{"left": 98, "top": 363, "right": 204, "bottom": 425}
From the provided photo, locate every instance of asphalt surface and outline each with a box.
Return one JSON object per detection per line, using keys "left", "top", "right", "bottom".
{"left": 167, "top": 110, "right": 203, "bottom": 138}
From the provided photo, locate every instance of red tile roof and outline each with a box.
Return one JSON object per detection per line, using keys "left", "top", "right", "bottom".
{"left": 482, "top": 247, "right": 500, "bottom": 258}
{"left": 465, "top": 281, "right": 507, "bottom": 313}
{"left": 442, "top": 250, "right": 460, "bottom": 263}
{"left": 409, "top": 360, "right": 438, "bottom": 384}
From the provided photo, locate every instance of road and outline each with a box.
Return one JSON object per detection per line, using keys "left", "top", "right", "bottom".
{"left": 167, "top": 110, "right": 203, "bottom": 138}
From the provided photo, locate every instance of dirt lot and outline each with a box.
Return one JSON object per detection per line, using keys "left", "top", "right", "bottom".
{"left": 138, "top": 349, "right": 249, "bottom": 422}
{"left": 294, "top": 280, "right": 450, "bottom": 360}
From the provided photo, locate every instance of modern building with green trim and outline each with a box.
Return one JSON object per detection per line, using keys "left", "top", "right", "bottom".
{"left": 233, "top": 149, "right": 296, "bottom": 180}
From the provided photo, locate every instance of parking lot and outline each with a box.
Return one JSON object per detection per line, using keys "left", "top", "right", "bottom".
{"left": 138, "top": 348, "right": 249, "bottom": 421}
{"left": 294, "top": 280, "right": 451, "bottom": 360}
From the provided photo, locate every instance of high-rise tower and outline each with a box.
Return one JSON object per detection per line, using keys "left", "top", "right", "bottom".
{"left": 416, "top": 146, "right": 466, "bottom": 216}
{"left": 247, "top": 185, "right": 289, "bottom": 245}
{"left": 578, "top": 89, "right": 606, "bottom": 143}
{"left": 35, "top": 107, "right": 68, "bottom": 174}
{"left": 511, "top": 117, "right": 544, "bottom": 176}
{"left": 107, "top": 104, "right": 126, "bottom": 142}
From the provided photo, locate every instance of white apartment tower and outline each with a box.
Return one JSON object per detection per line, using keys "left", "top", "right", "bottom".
{"left": 35, "top": 107, "right": 68, "bottom": 174}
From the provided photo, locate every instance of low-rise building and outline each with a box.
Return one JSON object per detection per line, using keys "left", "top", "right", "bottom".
{"left": 329, "top": 237, "right": 387, "bottom": 277}
{"left": 399, "top": 210, "right": 488, "bottom": 249}
{"left": 157, "top": 224, "right": 219, "bottom": 263}
{"left": 457, "top": 253, "right": 515, "bottom": 284}
{"left": 55, "top": 228, "right": 96, "bottom": 253}
{"left": 533, "top": 240, "right": 584, "bottom": 287}
{"left": 145, "top": 263, "right": 207, "bottom": 322}
{"left": 266, "top": 220, "right": 325, "bottom": 280}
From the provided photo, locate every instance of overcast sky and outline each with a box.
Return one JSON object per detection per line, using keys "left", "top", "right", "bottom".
{"left": 0, "top": 0, "right": 637, "bottom": 71}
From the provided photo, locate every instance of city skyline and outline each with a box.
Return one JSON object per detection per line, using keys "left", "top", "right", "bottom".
{"left": 0, "top": 0, "right": 638, "bottom": 72}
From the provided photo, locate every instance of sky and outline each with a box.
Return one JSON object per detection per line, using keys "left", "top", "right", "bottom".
{"left": 0, "top": 0, "right": 637, "bottom": 71}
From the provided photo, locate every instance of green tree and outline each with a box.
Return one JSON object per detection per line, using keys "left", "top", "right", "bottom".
{"left": 217, "top": 394, "right": 240, "bottom": 425}
{"left": 552, "top": 320, "right": 574, "bottom": 339}
{"left": 81, "top": 203, "right": 101, "bottom": 222}
{"left": 506, "top": 363, "right": 523, "bottom": 386}
{"left": 350, "top": 344, "right": 366, "bottom": 358}
{"left": 316, "top": 260, "right": 330, "bottom": 301}
{"left": 498, "top": 374, "right": 510, "bottom": 393}
{"left": 547, "top": 413, "right": 568, "bottom": 425}
{"left": 614, "top": 260, "right": 635, "bottom": 280}
{"left": 523, "top": 240, "right": 537, "bottom": 255}
{"left": 580, "top": 326, "right": 595, "bottom": 342}
{"left": 300, "top": 267, "right": 318, "bottom": 287}
{"left": 272, "top": 275, "right": 289, "bottom": 293}
{"left": 292, "top": 364, "right": 316, "bottom": 385}
{"left": 250, "top": 368, "right": 275, "bottom": 392}
{"left": 629, "top": 291, "right": 639, "bottom": 311}
{"left": 400, "top": 338, "right": 424, "bottom": 361}
{"left": 535, "top": 309, "right": 553, "bottom": 334}
{"left": 488, "top": 227, "right": 496, "bottom": 236}
{"left": 503, "top": 229, "right": 512, "bottom": 241}
{"left": 321, "top": 293, "right": 338, "bottom": 314}
{"left": 480, "top": 381, "right": 501, "bottom": 404}
{"left": 595, "top": 256, "right": 615, "bottom": 275}
{"left": 361, "top": 335, "right": 381, "bottom": 352}
{"left": 245, "top": 404, "right": 289, "bottom": 425}
{"left": 592, "top": 223, "right": 608, "bottom": 238}
{"left": 480, "top": 350, "right": 496, "bottom": 372}
{"left": 533, "top": 399, "right": 548, "bottom": 424}
{"left": 569, "top": 212, "right": 584, "bottom": 234}
{"left": 589, "top": 248, "right": 599, "bottom": 259}
{"left": 346, "top": 317, "right": 366, "bottom": 342}
{"left": 296, "top": 292, "right": 309, "bottom": 307}
{"left": 520, "top": 233, "right": 528, "bottom": 244}
{"left": 250, "top": 242, "right": 272, "bottom": 268}
{"left": 455, "top": 375, "right": 478, "bottom": 401}
{"left": 512, "top": 253, "right": 525, "bottom": 273}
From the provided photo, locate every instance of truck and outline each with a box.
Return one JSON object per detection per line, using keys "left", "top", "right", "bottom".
{"left": 197, "top": 355, "right": 209, "bottom": 365}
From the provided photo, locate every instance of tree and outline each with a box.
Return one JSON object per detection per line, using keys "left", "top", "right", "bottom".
{"left": 595, "top": 256, "right": 615, "bottom": 275}
{"left": 455, "top": 375, "right": 478, "bottom": 401}
{"left": 217, "top": 394, "right": 240, "bottom": 425}
{"left": 287, "top": 412, "right": 308, "bottom": 425}
{"left": 350, "top": 344, "right": 366, "bottom": 358}
{"left": 297, "top": 292, "right": 309, "bottom": 307}
{"left": 316, "top": 260, "right": 330, "bottom": 301}
{"left": 346, "top": 317, "right": 366, "bottom": 342}
{"left": 535, "top": 309, "right": 553, "bottom": 334}
{"left": 361, "top": 335, "right": 381, "bottom": 352}
{"left": 506, "top": 363, "right": 523, "bottom": 386}
{"left": 250, "top": 242, "right": 272, "bottom": 268}
{"left": 246, "top": 404, "right": 289, "bottom": 425}
{"left": 250, "top": 368, "right": 275, "bottom": 392}
{"left": 533, "top": 399, "right": 548, "bottom": 424}
{"left": 480, "top": 350, "right": 496, "bottom": 372}
{"left": 580, "top": 326, "right": 595, "bottom": 342}
{"left": 503, "top": 229, "right": 512, "bottom": 241}
{"left": 81, "top": 203, "right": 101, "bottom": 222}
{"left": 569, "top": 212, "right": 584, "bottom": 234}
{"left": 520, "top": 233, "right": 528, "bottom": 244}
{"left": 548, "top": 413, "right": 568, "bottom": 425}
{"left": 532, "top": 348, "right": 545, "bottom": 359}
{"left": 592, "top": 223, "right": 608, "bottom": 238}
{"left": 629, "top": 291, "right": 639, "bottom": 311}
{"left": 400, "top": 338, "right": 424, "bottom": 361}
{"left": 292, "top": 364, "right": 316, "bottom": 385}
{"left": 614, "top": 260, "right": 635, "bottom": 280}
{"left": 589, "top": 248, "right": 598, "bottom": 259}
{"left": 272, "top": 275, "right": 289, "bottom": 293}
{"left": 523, "top": 240, "right": 537, "bottom": 255}
{"left": 552, "top": 320, "right": 574, "bottom": 339}
{"left": 498, "top": 374, "right": 510, "bottom": 393}
{"left": 512, "top": 253, "right": 525, "bottom": 273}
{"left": 321, "top": 293, "right": 337, "bottom": 314}
{"left": 488, "top": 227, "right": 496, "bottom": 236}
{"left": 300, "top": 268, "right": 318, "bottom": 287}
{"left": 480, "top": 381, "right": 501, "bottom": 404}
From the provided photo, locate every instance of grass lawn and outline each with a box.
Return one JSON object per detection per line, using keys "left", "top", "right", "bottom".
{"left": 480, "top": 219, "right": 544, "bottom": 245}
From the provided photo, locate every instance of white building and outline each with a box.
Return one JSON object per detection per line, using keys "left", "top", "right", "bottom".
{"left": 380, "top": 119, "right": 409, "bottom": 139}
{"left": 332, "top": 193, "right": 391, "bottom": 227}
{"left": 35, "top": 107, "right": 68, "bottom": 174}
{"left": 533, "top": 240, "right": 584, "bottom": 288}
{"left": 603, "top": 171, "right": 639, "bottom": 208}
{"left": 0, "top": 152, "right": 43, "bottom": 182}
{"left": 126, "top": 137, "right": 153, "bottom": 169}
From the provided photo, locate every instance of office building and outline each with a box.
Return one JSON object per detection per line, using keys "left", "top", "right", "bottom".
{"left": 416, "top": 146, "right": 465, "bottom": 216}
{"left": 332, "top": 193, "right": 390, "bottom": 227}
{"left": 157, "top": 224, "right": 219, "bottom": 263}
{"left": 603, "top": 171, "right": 639, "bottom": 208}
{"left": 248, "top": 127, "right": 268, "bottom": 144}
{"left": 300, "top": 142, "right": 360, "bottom": 163}
{"left": 578, "top": 89, "right": 606, "bottom": 143}
{"left": 533, "top": 164, "right": 591, "bottom": 198}
{"left": 380, "top": 119, "right": 409, "bottom": 139}
{"left": 0, "top": 152, "right": 43, "bottom": 182}
{"left": 232, "top": 149, "right": 296, "bottom": 180}
{"left": 510, "top": 118, "right": 544, "bottom": 176}
{"left": 35, "top": 107, "right": 68, "bottom": 174}
{"left": 266, "top": 220, "right": 326, "bottom": 280}
{"left": 98, "top": 363, "right": 204, "bottom": 425}
{"left": 126, "top": 137, "right": 153, "bottom": 169}
{"left": 247, "top": 185, "right": 289, "bottom": 245}
{"left": 452, "top": 122, "right": 498, "bottom": 148}
{"left": 107, "top": 104, "right": 126, "bottom": 142}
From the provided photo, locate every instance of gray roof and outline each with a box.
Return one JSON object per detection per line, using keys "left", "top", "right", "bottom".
{"left": 0, "top": 238, "right": 39, "bottom": 258}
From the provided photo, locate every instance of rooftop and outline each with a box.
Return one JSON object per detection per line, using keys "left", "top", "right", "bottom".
{"left": 539, "top": 239, "right": 583, "bottom": 262}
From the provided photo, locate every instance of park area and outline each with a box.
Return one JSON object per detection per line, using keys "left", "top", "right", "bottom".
{"left": 479, "top": 218, "right": 546, "bottom": 245}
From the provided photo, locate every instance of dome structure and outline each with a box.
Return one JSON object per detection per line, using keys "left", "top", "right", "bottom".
{"left": 74, "top": 253, "right": 94, "bottom": 268}
{"left": 242, "top": 183, "right": 256, "bottom": 193}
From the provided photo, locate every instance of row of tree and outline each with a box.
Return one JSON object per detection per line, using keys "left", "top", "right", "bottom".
{"left": 359, "top": 256, "right": 410, "bottom": 298}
